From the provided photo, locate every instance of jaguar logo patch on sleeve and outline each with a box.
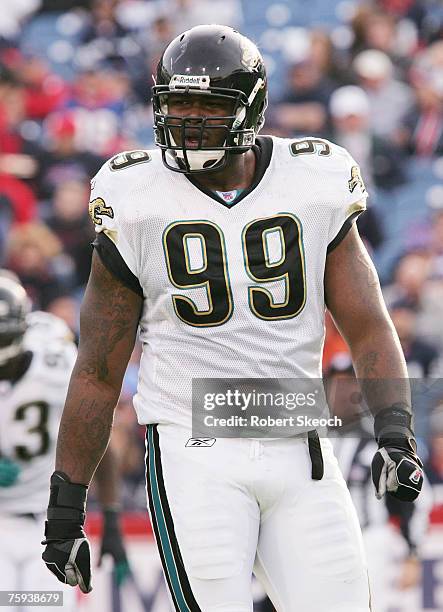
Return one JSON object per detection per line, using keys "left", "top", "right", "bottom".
{"left": 348, "top": 165, "right": 366, "bottom": 194}
{"left": 89, "top": 197, "right": 114, "bottom": 226}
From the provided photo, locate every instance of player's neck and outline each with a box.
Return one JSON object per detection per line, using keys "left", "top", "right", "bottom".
{"left": 190, "top": 149, "right": 256, "bottom": 192}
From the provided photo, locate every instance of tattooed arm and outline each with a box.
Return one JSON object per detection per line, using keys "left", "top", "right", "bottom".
{"left": 325, "top": 225, "right": 424, "bottom": 502}
{"left": 42, "top": 251, "right": 140, "bottom": 592}
{"left": 324, "top": 224, "right": 411, "bottom": 416}
{"left": 55, "top": 251, "right": 142, "bottom": 484}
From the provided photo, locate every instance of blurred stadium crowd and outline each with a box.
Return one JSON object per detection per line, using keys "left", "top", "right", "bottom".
{"left": 1, "top": 0, "right": 443, "bottom": 514}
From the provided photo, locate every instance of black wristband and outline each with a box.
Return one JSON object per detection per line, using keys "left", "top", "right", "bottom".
{"left": 47, "top": 507, "right": 86, "bottom": 521}
{"left": 47, "top": 471, "right": 88, "bottom": 523}
{"left": 44, "top": 519, "right": 86, "bottom": 542}
{"left": 374, "top": 406, "right": 414, "bottom": 445}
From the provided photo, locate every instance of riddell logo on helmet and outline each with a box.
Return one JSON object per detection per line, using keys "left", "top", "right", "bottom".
{"left": 170, "top": 74, "right": 210, "bottom": 90}
{"left": 409, "top": 469, "right": 423, "bottom": 484}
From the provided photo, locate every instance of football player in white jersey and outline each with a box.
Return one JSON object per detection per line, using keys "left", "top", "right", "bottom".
{"left": 0, "top": 274, "right": 128, "bottom": 612}
{"left": 43, "top": 25, "right": 423, "bottom": 612}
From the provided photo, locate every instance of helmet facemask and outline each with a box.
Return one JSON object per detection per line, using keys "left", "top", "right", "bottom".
{"left": 153, "top": 81, "right": 266, "bottom": 174}
{"left": 153, "top": 25, "right": 268, "bottom": 174}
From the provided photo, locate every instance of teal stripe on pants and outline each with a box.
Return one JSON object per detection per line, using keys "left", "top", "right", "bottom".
{"left": 147, "top": 425, "right": 192, "bottom": 612}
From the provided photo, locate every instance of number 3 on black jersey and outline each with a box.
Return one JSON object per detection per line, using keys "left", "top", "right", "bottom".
{"left": 163, "top": 215, "right": 306, "bottom": 327}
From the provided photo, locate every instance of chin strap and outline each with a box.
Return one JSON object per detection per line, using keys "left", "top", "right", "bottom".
{"left": 170, "top": 148, "right": 226, "bottom": 172}
{"left": 167, "top": 134, "right": 226, "bottom": 172}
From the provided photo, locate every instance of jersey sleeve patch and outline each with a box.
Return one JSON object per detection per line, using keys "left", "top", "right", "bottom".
{"left": 89, "top": 162, "right": 140, "bottom": 278}
{"left": 89, "top": 197, "right": 114, "bottom": 227}
{"left": 348, "top": 165, "right": 366, "bottom": 195}
{"left": 93, "top": 232, "right": 144, "bottom": 298}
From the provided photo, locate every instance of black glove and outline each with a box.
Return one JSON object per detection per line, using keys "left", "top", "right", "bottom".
{"left": 42, "top": 471, "right": 92, "bottom": 593}
{"left": 371, "top": 406, "right": 424, "bottom": 502}
{"left": 99, "top": 508, "right": 130, "bottom": 585}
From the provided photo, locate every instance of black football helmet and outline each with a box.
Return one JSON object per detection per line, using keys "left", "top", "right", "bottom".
{"left": 152, "top": 24, "right": 267, "bottom": 174}
{"left": 0, "top": 272, "right": 30, "bottom": 366}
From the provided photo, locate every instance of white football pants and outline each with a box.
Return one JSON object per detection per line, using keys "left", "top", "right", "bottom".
{"left": 145, "top": 425, "right": 371, "bottom": 612}
{"left": 0, "top": 513, "right": 76, "bottom": 612}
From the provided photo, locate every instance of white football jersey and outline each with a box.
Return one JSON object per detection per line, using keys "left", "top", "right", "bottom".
{"left": 90, "top": 136, "right": 367, "bottom": 428}
{"left": 0, "top": 313, "right": 76, "bottom": 513}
